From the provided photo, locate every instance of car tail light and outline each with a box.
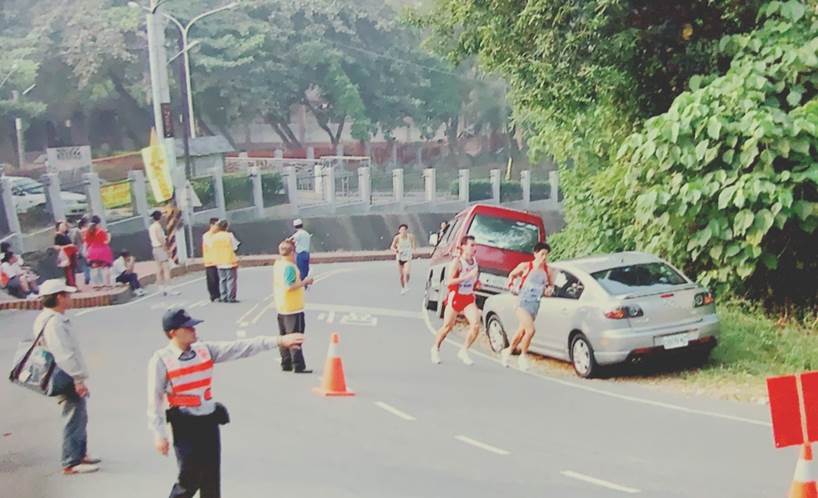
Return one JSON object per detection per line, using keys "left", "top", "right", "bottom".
{"left": 604, "top": 305, "right": 644, "bottom": 319}
{"left": 694, "top": 291, "right": 714, "bottom": 307}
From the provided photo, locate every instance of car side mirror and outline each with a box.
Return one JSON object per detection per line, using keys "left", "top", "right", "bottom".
{"left": 429, "top": 232, "right": 439, "bottom": 247}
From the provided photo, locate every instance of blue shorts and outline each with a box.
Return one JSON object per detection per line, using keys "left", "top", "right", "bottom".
{"left": 296, "top": 251, "right": 310, "bottom": 279}
{"left": 518, "top": 299, "right": 540, "bottom": 319}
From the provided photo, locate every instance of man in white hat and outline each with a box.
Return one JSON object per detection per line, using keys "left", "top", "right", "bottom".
{"left": 33, "top": 279, "right": 101, "bottom": 474}
{"left": 289, "top": 219, "right": 312, "bottom": 283}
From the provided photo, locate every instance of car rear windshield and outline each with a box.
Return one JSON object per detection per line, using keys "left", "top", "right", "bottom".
{"left": 467, "top": 214, "right": 540, "bottom": 253}
{"left": 591, "top": 262, "right": 687, "bottom": 295}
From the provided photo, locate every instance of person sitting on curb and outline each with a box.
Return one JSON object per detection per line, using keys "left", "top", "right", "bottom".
{"left": 111, "top": 250, "right": 145, "bottom": 297}
{"left": 1, "top": 251, "right": 39, "bottom": 299}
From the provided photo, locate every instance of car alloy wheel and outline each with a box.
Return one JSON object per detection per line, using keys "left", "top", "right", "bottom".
{"left": 486, "top": 315, "right": 508, "bottom": 353}
{"left": 570, "top": 334, "right": 597, "bottom": 378}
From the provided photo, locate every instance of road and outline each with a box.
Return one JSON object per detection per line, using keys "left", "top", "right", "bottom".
{"left": 0, "top": 260, "right": 795, "bottom": 497}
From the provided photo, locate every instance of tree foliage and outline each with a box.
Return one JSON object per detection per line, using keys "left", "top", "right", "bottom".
{"left": 621, "top": 2, "right": 818, "bottom": 303}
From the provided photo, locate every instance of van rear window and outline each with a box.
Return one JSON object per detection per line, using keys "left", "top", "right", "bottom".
{"left": 467, "top": 214, "right": 540, "bottom": 253}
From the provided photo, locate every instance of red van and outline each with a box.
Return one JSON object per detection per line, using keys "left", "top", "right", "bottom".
{"left": 423, "top": 204, "right": 547, "bottom": 316}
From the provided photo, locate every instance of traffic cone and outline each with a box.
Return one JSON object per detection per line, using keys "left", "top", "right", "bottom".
{"left": 313, "top": 333, "right": 355, "bottom": 397}
{"left": 790, "top": 443, "right": 818, "bottom": 498}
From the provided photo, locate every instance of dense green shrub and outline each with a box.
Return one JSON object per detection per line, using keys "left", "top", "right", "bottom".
{"left": 619, "top": 3, "right": 818, "bottom": 304}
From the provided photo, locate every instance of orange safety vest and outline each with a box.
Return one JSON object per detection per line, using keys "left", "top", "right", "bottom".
{"left": 158, "top": 344, "right": 214, "bottom": 408}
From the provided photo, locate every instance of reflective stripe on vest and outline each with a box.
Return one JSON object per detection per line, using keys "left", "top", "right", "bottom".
{"left": 158, "top": 344, "right": 214, "bottom": 408}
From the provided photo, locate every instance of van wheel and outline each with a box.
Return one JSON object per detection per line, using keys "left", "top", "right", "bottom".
{"left": 486, "top": 315, "right": 509, "bottom": 353}
{"left": 570, "top": 334, "right": 598, "bottom": 379}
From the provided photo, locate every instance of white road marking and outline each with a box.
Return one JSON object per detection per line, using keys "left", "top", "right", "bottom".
{"left": 236, "top": 329, "right": 247, "bottom": 338}
{"left": 236, "top": 299, "right": 267, "bottom": 325}
{"left": 454, "top": 435, "right": 510, "bottom": 456}
{"left": 420, "top": 303, "right": 770, "bottom": 428}
{"left": 312, "top": 268, "right": 353, "bottom": 283}
{"left": 340, "top": 312, "right": 378, "bottom": 327}
{"left": 251, "top": 301, "right": 276, "bottom": 325}
{"left": 121, "top": 276, "right": 206, "bottom": 307}
{"left": 374, "top": 401, "right": 416, "bottom": 421}
{"left": 190, "top": 299, "right": 208, "bottom": 309}
{"left": 307, "top": 303, "right": 422, "bottom": 320}
{"left": 75, "top": 308, "right": 96, "bottom": 316}
{"left": 561, "top": 471, "right": 640, "bottom": 494}
{"left": 317, "top": 311, "right": 336, "bottom": 324}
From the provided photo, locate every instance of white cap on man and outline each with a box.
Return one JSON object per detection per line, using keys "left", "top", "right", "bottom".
{"left": 293, "top": 218, "right": 303, "bottom": 227}
{"left": 39, "top": 279, "right": 77, "bottom": 296}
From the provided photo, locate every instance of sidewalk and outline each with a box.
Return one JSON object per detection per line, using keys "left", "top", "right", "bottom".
{"left": 0, "top": 248, "right": 433, "bottom": 311}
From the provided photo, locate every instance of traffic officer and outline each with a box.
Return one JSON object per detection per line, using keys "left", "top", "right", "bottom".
{"left": 147, "top": 307, "right": 304, "bottom": 498}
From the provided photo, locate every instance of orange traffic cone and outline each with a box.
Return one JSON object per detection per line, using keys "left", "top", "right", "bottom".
{"left": 313, "top": 333, "right": 355, "bottom": 397}
{"left": 790, "top": 443, "right": 818, "bottom": 498}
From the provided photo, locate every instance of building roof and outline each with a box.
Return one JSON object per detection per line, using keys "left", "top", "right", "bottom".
{"left": 175, "top": 135, "right": 235, "bottom": 157}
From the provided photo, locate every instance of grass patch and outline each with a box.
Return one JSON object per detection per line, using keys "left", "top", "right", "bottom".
{"left": 645, "top": 300, "right": 818, "bottom": 400}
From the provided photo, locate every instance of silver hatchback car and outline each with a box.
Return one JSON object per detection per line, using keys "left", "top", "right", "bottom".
{"left": 482, "top": 251, "right": 719, "bottom": 378}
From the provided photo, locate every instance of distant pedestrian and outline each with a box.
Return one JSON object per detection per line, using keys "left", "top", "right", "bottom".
{"left": 211, "top": 220, "right": 240, "bottom": 303}
{"left": 390, "top": 223, "right": 416, "bottom": 294}
{"left": 289, "top": 218, "right": 311, "bottom": 281}
{"left": 148, "top": 307, "right": 304, "bottom": 498}
{"left": 431, "top": 235, "right": 481, "bottom": 366}
{"left": 273, "top": 240, "right": 314, "bottom": 373}
{"left": 34, "top": 279, "right": 101, "bottom": 475}
{"left": 1, "top": 251, "right": 39, "bottom": 298}
{"left": 502, "top": 242, "right": 555, "bottom": 371}
{"left": 202, "top": 217, "right": 221, "bottom": 302}
{"left": 149, "top": 210, "right": 177, "bottom": 296}
{"left": 70, "top": 217, "right": 91, "bottom": 286}
{"left": 112, "top": 250, "right": 145, "bottom": 296}
{"left": 84, "top": 215, "right": 112, "bottom": 288}
{"left": 54, "top": 221, "right": 78, "bottom": 287}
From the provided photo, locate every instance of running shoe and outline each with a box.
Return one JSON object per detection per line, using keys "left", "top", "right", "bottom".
{"left": 63, "top": 463, "right": 99, "bottom": 475}
{"left": 518, "top": 354, "right": 530, "bottom": 372}
{"left": 500, "top": 347, "right": 512, "bottom": 368}
{"left": 430, "top": 346, "right": 441, "bottom": 364}
{"left": 457, "top": 349, "right": 474, "bottom": 366}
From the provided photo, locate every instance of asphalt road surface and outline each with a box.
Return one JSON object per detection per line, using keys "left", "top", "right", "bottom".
{"left": 0, "top": 260, "right": 795, "bottom": 497}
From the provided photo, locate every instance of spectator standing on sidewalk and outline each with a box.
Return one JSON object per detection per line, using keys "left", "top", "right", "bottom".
{"left": 273, "top": 240, "right": 314, "bottom": 373}
{"left": 211, "top": 220, "right": 240, "bottom": 303}
{"left": 54, "top": 221, "right": 78, "bottom": 287}
{"left": 202, "top": 217, "right": 221, "bottom": 302}
{"left": 69, "top": 217, "right": 91, "bottom": 286}
{"left": 148, "top": 307, "right": 304, "bottom": 498}
{"left": 84, "top": 216, "right": 112, "bottom": 288}
{"left": 34, "top": 279, "right": 101, "bottom": 475}
{"left": 149, "top": 210, "right": 177, "bottom": 296}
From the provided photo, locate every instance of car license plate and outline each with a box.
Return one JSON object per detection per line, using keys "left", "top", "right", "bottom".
{"left": 660, "top": 332, "right": 692, "bottom": 350}
{"left": 480, "top": 273, "right": 506, "bottom": 289}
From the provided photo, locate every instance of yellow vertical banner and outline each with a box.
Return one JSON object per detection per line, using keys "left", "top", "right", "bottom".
{"left": 142, "top": 129, "right": 174, "bottom": 203}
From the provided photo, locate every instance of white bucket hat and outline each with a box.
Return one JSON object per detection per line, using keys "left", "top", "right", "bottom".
{"left": 38, "top": 279, "right": 78, "bottom": 296}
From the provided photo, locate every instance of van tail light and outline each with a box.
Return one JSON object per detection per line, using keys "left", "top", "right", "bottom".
{"left": 694, "top": 291, "right": 714, "bottom": 307}
{"left": 604, "top": 305, "right": 644, "bottom": 320}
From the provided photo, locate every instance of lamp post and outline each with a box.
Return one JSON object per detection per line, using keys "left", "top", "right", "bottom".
{"left": 130, "top": 0, "right": 190, "bottom": 261}
{"left": 12, "top": 84, "right": 36, "bottom": 169}
{"left": 160, "top": 2, "right": 239, "bottom": 139}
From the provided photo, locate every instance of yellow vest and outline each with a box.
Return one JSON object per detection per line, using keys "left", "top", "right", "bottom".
{"left": 273, "top": 259, "right": 304, "bottom": 314}
{"left": 210, "top": 232, "right": 238, "bottom": 268}
{"left": 202, "top": 230, "right": 217, "bottom": 267}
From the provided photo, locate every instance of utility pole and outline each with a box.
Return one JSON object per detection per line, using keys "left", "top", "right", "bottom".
{"left": 145, "top": 0, "right": 189, "bottom": 261}
{"left": 12, "top": 91, "right": 24, "bottom": 169}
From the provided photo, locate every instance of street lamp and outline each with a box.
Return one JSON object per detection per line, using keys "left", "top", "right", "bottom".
{"left": 12, "top": 83, "right": 36, "bottom": 169}
{"left": 130, "top": 1, "right": 240, "bottom": 138}
{"left": 0, "top": 63, "right": 19, "bottom": 89}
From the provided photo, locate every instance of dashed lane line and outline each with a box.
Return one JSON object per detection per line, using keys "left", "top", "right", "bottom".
{"left": 374, "top": 401, "right": 416, "bottom": 421}
{"left": 454, "top": 435, "right": 510, "bottom": 456}
{"left": 561, "top": 471, "right": 640, "bottom": 494}
{"left": 420, "top": 302, "right": 770, "bottom": 428}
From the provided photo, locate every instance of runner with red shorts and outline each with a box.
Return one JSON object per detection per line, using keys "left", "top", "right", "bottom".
{"left": 431, "top": 235, "right": 481, "bottom": 366}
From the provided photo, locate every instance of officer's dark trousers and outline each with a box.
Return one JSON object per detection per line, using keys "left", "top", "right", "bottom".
{"left": 169, "top": 412, "right": 221, "bottom": 498}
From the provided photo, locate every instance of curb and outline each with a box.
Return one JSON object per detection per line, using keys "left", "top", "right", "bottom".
{"left": 0, "top": 249, "right": 433, "bottom": 311}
